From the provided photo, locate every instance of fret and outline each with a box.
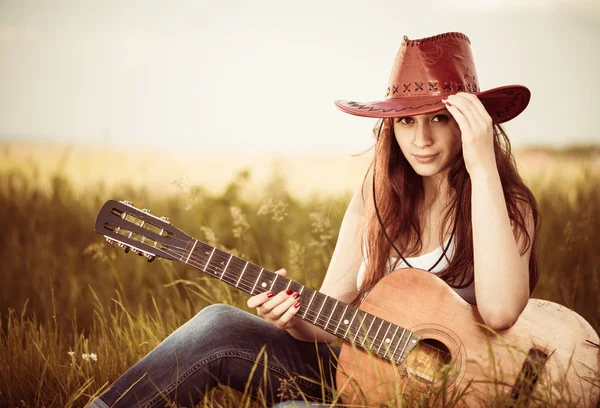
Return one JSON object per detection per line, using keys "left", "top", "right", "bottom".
{"left": 370, "top": 319, "right": 384, "bottom": 350}
{"left": 392, "top": 328, "right": 407, "bottom": 360}
{"left": 273, "top": 276, "right": 290, "bottom": 294}
{"left": 360, "top": 314, "right": 377, "bottom": 347}
{"left": 220, "top": 254, "right": 233, "bottom": 280}
{"left": 377, "top": 322, "right": 392, "bottom": 354}
{"left": 299, "top": 285, "right": 305, "bottom": 295}
{"left": 313, "top": 293, "right": 327, "bottom": 325}
{"left": 343, "top": 308, "right": 360, "bottom": 340}
{"left": 397, "top": 332, "right": 411, "bottom": 364}
{"left": 334, "top": 304, "right": 349, "bottom": 335}
{"left": 205, "top": 247, "right": 216, "bottom": 275}
{"left": 384, "top": 326, "right": 400, "bottom": 359}
{"left": 185, "top": 239, "right": 198, "bottom": 264}
{"left": 251, "top": 268, "right": 264, "bottom": 295}
{"left": 235, "top": 261, "right": 249, "bottom": 288}
{"left": 285, "top": 280, "right": 292, "bottom": 291}
{"left": 353, "top": 312, "right": 369, "bottom": 343}
{"left": 269, "top": 273, "right": 279, "bottom": 292}
{"left": 302, "top": 290, "right": 317, "bottom": 319}
{"left": 324, "top": 300, "right": 339, "bottom": 332}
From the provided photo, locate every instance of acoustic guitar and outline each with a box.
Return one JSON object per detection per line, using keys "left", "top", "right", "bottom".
{"left": 95, "top": 199, "right": 599, "bottom": 407}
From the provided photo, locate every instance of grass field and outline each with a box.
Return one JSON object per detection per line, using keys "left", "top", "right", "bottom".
{"left": 0, "top": 142, "right": 599, "bottom": 407}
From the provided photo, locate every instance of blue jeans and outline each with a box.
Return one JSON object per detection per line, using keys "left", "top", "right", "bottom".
{"left": 87, "top": 304, "right": 340, "bottom": 407}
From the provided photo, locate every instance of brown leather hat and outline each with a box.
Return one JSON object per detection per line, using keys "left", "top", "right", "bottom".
{"left": 335, "top": 32, "right": 530, "bottom": 124}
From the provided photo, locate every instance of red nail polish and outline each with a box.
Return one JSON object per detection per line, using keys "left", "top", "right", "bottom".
{"left": 294, "top": 302, "right": 301, "bottom": 308}
{"left": 267, "top": 291, "right": 275, "bottom": 298}
{"left": 293, "top": 292, "right": 300, "bottom": 299}
{"left": 285, "top": 289, "right": 293, "bottom": 295}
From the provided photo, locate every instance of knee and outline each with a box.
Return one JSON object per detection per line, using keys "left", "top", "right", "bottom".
{"left": 188, "top": 303, "right": 245, "bottom": 333}
{"left": 195, "top": 303, "right": 236, "bottom": 319}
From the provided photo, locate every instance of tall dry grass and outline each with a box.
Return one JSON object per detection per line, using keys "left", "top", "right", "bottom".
{"left": 0, "top": 149, "right": 599, "bottom": 407}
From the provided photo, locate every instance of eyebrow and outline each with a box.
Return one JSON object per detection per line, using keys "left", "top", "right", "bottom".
{"left": 395, "top": 109, "right": 450, "bottom": 121}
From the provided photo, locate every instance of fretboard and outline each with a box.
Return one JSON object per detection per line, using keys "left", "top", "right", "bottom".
{"left": 179, "top": 237, "right": 419, "bottom": 364}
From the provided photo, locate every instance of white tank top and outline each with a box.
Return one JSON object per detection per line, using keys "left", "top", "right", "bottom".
{"left": 356, "top": 237, "right": 477, "bottom": 305}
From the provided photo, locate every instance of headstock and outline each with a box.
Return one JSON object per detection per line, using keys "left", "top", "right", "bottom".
{"left": 94, "top": 200, "right": 192, "bottom": 262}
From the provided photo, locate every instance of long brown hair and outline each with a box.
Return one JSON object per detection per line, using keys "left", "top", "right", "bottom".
{"left": 354, "top": 117, "right": 540, "bottom": 305}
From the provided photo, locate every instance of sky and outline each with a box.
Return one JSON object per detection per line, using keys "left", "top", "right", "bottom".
{"left": 1, "top": 0, "right": 599, "bottom": 155}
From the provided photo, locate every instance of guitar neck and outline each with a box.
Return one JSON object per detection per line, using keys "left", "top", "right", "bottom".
{"left": 181, "top": 237, "right": 419, "bottom": 363}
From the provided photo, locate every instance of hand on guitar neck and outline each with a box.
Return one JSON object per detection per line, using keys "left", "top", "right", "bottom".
{"left": 247, "top": 268, "right": 338, "bottom": 344}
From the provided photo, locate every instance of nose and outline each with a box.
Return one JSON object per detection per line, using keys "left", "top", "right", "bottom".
{"left": 412, "top": 122, "right": 433, "bottom": 149}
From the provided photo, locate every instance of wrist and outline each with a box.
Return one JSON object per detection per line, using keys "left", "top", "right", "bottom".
{"left": 468, "top": 164, "right": 499, "bottom": 184}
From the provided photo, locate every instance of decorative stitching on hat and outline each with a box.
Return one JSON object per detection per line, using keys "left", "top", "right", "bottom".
{"left": 390, "top": 80, "right": 477, "bottom": 96}
{"left": 346, "top": 100, "right": 443, "bottom": 113}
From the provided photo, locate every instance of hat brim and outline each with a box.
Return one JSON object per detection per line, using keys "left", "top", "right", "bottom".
{"left": 335, "top": 85, "right": 530, "bottom": 124}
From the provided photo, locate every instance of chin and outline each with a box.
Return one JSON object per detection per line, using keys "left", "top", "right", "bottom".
{"left": 410, "top": 162, "right": 446, "bottom": 177}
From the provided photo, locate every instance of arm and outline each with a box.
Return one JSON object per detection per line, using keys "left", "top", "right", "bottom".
{"left": 444, "top": 93, "right": 533, "bottom": 330}
{"left": 470, "top": 170, "right": 533, "bottom": 330}
{"left": 248, "top": 173, "right": 371, "bottom": 343}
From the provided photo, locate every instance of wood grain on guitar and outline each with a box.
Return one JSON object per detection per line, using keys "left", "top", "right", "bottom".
{"left": 95, "top": 200, "right": 600, "bottom": 407}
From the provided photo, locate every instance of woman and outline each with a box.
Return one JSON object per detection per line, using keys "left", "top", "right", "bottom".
{"left": 88, "top": 31, "right": 538, "bottom": 408}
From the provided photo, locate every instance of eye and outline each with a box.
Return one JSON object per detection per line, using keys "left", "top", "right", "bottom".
{"left": 396, "top": 117, "right": 414, "bottom": 125}
{"left": 432, "top": 114, "right": 449, "bottom": 122}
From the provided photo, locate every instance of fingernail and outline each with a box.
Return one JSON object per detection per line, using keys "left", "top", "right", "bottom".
{"left": 443, "top": 100, "right": 452, "bottom": 106}
{"left": 294, "top": 302, "right": 301, "bottom": 308}
{"left": 267, "top": 291, "right": 275, "bottom": 298}
{"left": 293, "top": 292, "right": 300, "bottom": 299}
{"left": 285, "top": 289, "right": 293, "bottom": 295}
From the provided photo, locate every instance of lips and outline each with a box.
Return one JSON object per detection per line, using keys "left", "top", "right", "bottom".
{"left": 412, "top": 153, "right": 439, "bottom": 163}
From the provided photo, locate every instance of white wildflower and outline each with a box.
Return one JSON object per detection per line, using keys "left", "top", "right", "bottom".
{"left": 82, "top": 352, "right": 98, "bottom": 362}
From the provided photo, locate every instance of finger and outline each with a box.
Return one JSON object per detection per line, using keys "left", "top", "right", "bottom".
{"left": 261, "top": 289, "right": 296, "bottom": 318}
{"left": 269, "top": 291, "right": 300, "bottom": 319}
{"left": 247, "top": 290, "right": 275, "bottom": 309}
{"left": 443, "top": 100, "right": 471, "bottom": 134}
{"left": 446, "top": 94, "right": 479, "bottom": 128}
{"left": 448, "top": 93, "right": 488, "bottom": 130}
{"left": 459, "top": 92, "right": 491, "bottom": 122}
{"left": 277, "top": 303, "right": 301, "bottom": 329}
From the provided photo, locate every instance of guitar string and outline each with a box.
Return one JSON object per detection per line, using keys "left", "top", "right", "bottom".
{"left": 173, "top": 245, "right": 452, "bottom": 363}
{"left": 164, "top": 245, "right": 419, "bottom": 361}
{"left": 111, "top": 215, "right": 453, "bottom": 362}
{"left": 111, "top": 232, "right": 442, "bottom": 361}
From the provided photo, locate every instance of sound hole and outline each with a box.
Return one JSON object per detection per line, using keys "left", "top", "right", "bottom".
{"left": 406, "top": 338, "right": 453, "bottom": 384}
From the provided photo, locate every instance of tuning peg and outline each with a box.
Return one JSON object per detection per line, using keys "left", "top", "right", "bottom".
{"left": 131, "top": 249, "right": 140, "bottom": 255}
{"left": 105, "top": 238, "right": 114, "bottom": 245}
{"left": 120, "top": 200, "right": 134, "bottom": 206}
{"left": 159, "top": 216, "right": 170, "bottom": 224}
{"left": 141, "top": 208, "right": 151, "bottom": 213}
{"left": 147, "top": 255, "right": 156, "bottom": 263}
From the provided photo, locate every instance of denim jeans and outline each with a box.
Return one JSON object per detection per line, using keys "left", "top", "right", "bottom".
{"left": 86, "top": 304, "right": 340, "bottom": 408}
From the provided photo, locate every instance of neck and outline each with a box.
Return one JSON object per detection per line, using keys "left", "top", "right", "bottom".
{"left": 421, "top": 169, "right": 452, "bottom": 210}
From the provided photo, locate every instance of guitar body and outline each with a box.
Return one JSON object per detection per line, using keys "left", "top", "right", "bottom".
{"left": 337, "top": 268, "right": 600, "bottom": 407}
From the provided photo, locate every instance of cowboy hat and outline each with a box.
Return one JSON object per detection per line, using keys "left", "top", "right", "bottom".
{"left": 335, "top": 32, "right": 530, "bottom": 124}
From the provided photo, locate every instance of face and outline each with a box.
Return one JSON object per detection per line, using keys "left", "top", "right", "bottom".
{"left": 392, "top": 108, "right": 462, "bottom": 178}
